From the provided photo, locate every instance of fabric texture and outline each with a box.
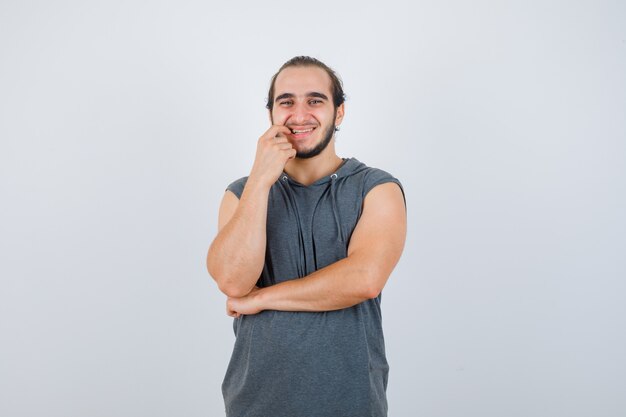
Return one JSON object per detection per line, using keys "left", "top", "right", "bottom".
{"left": 222, "top": 157, "right": 404, "bottom": 417}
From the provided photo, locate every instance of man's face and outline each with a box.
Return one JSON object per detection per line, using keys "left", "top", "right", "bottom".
{"left": 270, "top": 66, "right": 344, "bottom": 159}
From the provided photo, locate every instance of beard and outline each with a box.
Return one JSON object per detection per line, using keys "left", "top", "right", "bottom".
{"left": 295, "top": 107, "right": 337, "bottom": 159}
{"left": 296, "top": 122, "right": 335, "bottom": 159}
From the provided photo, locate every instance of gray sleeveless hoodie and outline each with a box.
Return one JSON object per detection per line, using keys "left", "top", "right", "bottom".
{"left": 222, "top": 157, "right": 404, "bottom": 417}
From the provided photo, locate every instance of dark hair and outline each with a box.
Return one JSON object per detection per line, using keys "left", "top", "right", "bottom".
{"left": 266, "top": 56, "right": 346, "bottom": 111}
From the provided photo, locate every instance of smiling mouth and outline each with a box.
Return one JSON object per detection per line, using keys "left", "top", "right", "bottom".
{"left": 289, "top": 127, "right": 316, "bottom": 134}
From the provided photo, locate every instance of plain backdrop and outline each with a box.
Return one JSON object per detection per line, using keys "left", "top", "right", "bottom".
{"left": 1, "top": 1, "right": 625, "bottom": 416}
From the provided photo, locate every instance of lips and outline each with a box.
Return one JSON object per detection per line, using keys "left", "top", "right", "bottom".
{"left": 288, "top": 126, "right": 317, "bottom": 139}
{"left": 288, "top": 126, "right": 316, "bottom": 134}
{"left": 291, "top": 127, "right": 315, "bottom": 134}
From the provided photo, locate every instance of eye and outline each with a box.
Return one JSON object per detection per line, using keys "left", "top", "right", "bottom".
{"left": 309, "top": 99, "right": 322, "bottom": 105}
{"left": 280, "top": 100, "right": 293, "bottom": 106}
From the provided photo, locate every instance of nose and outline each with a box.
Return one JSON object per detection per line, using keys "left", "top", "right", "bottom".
{"left": 289, "top": 102, "right": 311, "bottom": 125}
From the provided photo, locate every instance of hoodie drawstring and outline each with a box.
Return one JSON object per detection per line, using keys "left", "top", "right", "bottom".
{"left": 328, "top": 173, "right": 344, "bottom": 243}
{"left": 309, "top": 173, "right": 344, "bottom": 269}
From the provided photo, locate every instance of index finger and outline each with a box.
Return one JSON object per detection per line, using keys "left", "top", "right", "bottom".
{"left": 264, "top": 124, "right": 291, "bottom": 139}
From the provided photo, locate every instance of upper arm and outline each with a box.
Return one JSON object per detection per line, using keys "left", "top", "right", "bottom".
{"left": 217, "top": 190, "right": 240, "bottom": 232}
{"left": 347, "top": 182, "right": 407, "bottom": 292}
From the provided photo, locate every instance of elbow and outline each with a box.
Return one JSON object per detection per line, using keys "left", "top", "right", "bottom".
{"left": 206, "top": 254, "right": 221, "bottom": 286}
{"left": 208, "top": 264, "right": 253, "bottom": 298}
{"left": 206, "top": 245, "right": 258, "bottom": 298}
{"left": 362, "top": 285, "right": 383, "bottom": 300}
{"left": 361, "top": 269, "right": 387, "bottom": 300}
{"left": 218, "top": 281, "right": 253, "bottom": 298}
{"left": 362, "top": 264, "right": 391, "bottom": 300}
{"left": 207, "top": 263, "right": 255, "bottom": 299}
{"left": 208, "top": 266, "right": 253, "bottom": 298}
{"left": 347, "top": 252, "right": 392, "bottom": 301}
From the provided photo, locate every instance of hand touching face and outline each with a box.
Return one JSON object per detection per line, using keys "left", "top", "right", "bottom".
{"left": 270, "top": 66, "right": 344, "bottom": 159}
{"left": 248, "top": 125, "right": 296, "bottom": 187}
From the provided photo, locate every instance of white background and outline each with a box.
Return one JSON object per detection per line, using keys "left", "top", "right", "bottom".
{"left": 1, "top": 1, "right": 625, "bottom": 416}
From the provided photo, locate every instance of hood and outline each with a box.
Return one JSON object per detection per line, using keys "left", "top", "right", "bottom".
{"left": 278, "top": 157, "right": 368, "bottom": 256}
{"left": 281, "top": 157, "right": 369, "bottom": 186}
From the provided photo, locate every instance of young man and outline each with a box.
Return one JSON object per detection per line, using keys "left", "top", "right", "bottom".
{"left": 206, "top": 56, "right": 406, "bottom": 417}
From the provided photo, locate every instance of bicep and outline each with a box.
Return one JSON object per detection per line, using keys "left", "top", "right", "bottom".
{"left": 347, "top": 182, "right": 407, "bottom": 275}
{"left": 217, "top": 190, "right": 240, "bottom": 232}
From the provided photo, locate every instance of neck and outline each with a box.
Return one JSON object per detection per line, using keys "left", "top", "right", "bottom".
{"left": 283, "top": 143, "right": 343, "bottom": 186}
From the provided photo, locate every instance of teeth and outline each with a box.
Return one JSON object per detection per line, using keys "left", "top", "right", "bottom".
{"left": 292, "top": 128, "right": 314, "bottom": 134}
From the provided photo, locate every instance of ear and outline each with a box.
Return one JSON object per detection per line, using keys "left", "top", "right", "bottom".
{"left": 334, "top": 103, "right": 345, "bottom": 127}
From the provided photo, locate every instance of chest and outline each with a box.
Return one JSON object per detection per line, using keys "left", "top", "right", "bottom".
{"left": 265, "top": 180, "right": 364, "bottom": 273}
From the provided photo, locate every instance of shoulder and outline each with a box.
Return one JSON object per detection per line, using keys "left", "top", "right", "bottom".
{"left": 225, "top": 176, "right": 249, "bottom": 199}
{"left": 351, "top": 161, "right": 405, "bottom": 203}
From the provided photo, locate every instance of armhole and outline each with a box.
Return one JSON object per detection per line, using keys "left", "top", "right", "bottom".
{"left": 364, "top": 178, "right": 406, "bottom": 210}
{"left": 225, "top": 189, "right": 240, "bottom": 200}
{"left": 225, "top": 177, "right": 248, "bottom": 199}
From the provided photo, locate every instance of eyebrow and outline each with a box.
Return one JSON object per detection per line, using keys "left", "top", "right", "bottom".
{"left": 275, "top": 92, "right": 329, "bottom": 102}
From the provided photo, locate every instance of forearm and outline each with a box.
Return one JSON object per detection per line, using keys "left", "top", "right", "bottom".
{"left": 254, "top": 253, "right": 385, "bottom": 312}
{"left": 224, "top": 180, "right": 406, "bottom": 317}
{"left": 207, "top": 179, "right": 271, "bottom": 297}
